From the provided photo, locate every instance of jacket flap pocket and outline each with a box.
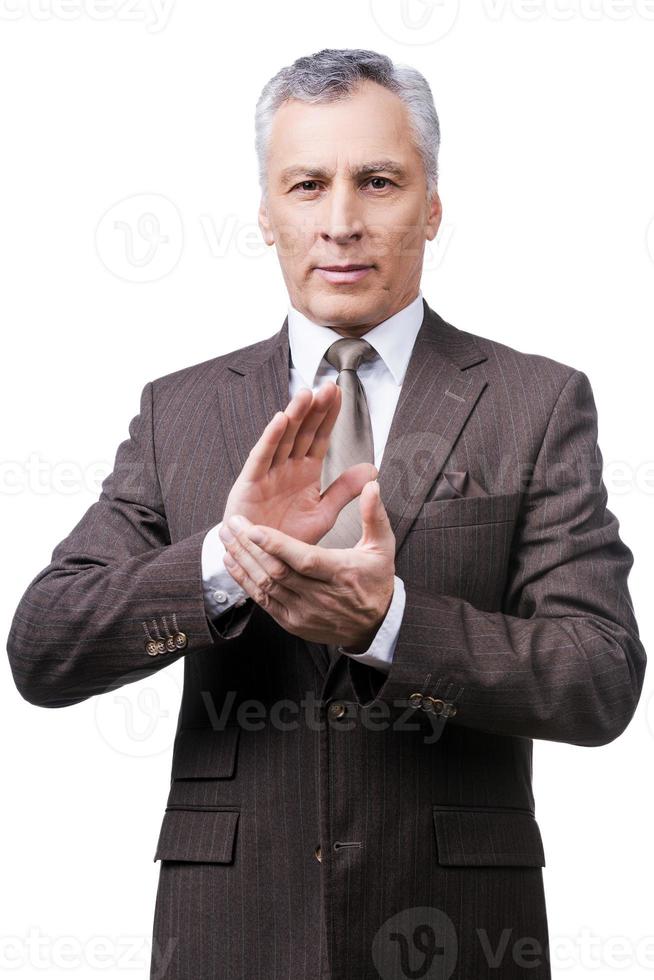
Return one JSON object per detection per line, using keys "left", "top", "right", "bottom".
{"left": 172, "top": 725, "right": 240, "bottom": 779}
{"left": 153, "top": 807, "right": 239, "bottom": 863}
{"left": 432, "top": 807, "right": 545, "bottom": 867}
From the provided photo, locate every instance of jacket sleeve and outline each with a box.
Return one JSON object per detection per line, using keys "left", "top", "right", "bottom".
{"left": 6, "top": 380, "right": 255, "bottom": 709}
{"left": 347, "top": 369, "right": 647, "bottom": 747}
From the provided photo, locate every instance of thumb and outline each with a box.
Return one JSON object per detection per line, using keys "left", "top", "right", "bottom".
{"left": 358, "top": 480, "right": 393, "bottom": 549}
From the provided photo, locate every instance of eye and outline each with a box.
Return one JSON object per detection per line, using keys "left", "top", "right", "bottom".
{"left": 291, "top": 180, "right": 321, "bottom": 193}
{"left": 366, "top": 177, "right": 394, "bottom": 190}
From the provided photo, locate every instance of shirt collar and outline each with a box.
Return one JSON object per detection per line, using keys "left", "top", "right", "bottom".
{"left": 287, "top": 289, "right": 425, "bottom": 388}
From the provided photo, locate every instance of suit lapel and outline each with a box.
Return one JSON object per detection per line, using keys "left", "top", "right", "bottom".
{"left": 374, "top": 301, "right": 488, "bottom": 554}
{"left": 217, "top": 298, "right": 489, "bottom": 678}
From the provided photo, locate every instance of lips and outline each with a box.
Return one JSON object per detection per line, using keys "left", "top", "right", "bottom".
{"left": 314, "top": 264, "right": 374, "bottom": 285}
{"left": 316, "top": 264, "right": 372, "bottom": 272}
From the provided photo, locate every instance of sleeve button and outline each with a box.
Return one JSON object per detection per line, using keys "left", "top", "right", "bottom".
{"left": 424, "top": 697, "right": 444, "bottom": 715}
{"left": 174, "top": 632, "right": 188, "bottom": 650}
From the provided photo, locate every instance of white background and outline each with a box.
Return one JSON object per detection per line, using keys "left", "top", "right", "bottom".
{"left": 1, "top": 1, "right": 653, "bottom": 977}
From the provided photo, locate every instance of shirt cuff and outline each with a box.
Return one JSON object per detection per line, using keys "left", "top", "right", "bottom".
{"left": 201, "top": 522, "right": 249, "bottom": 619}
{"left": 337, "top": 575, "right": 406, "bottom": 674}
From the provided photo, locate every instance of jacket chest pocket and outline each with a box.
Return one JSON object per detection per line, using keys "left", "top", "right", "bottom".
{"left": 398, "top": 492, "right": 522, "bottom": 606}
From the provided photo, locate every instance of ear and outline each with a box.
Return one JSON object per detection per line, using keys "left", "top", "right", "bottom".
{"left": 425, "top": 190, "right": 442, "bottom": 242}
{"left": 258, "top": 195, "right": 275, "bottom": 246}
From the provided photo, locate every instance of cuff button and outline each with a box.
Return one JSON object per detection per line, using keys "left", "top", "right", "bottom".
{"left": 424, "top": 697, "right": 444, "bottom": 715}
{"left": 174, "top": 632, "right": 188, "bottom": 650}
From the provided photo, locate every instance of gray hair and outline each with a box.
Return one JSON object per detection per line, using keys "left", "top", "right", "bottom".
{"left": 254, "top": 48, "right": 440, "bottom": 203}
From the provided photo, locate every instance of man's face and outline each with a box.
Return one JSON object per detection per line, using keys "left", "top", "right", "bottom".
{"left": 258, "top": 80, "right": 442, "bottom": 336}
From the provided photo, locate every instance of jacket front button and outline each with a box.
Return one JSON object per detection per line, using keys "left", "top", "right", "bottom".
{"left": 174, "top": 632, "right": 188, "bottom": 649}
{"left": 314, "top": 844, "right": 322, "bottom": 862}
{"left": 328, "top": 702, "right": 346, "bottom": 720}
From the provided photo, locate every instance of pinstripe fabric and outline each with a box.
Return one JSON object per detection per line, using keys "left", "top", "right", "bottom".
{"left": 6, "top": 298, "right": 646, "bottom": 979}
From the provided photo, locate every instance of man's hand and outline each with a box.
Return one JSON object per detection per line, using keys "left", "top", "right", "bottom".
{"left": 220, "top": 480, "right": 396, "bottom": 651}
{"left": 221, "top": 381, "right": 378, "bottom": 546}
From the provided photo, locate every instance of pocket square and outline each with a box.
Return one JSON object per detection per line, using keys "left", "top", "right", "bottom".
{"left": 432, "top": 470, "right": 489, "bottom": 500}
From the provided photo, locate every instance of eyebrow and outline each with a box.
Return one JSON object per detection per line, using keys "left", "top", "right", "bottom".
{"left": 278, "top": 159, "right": 409, "bottom": 186}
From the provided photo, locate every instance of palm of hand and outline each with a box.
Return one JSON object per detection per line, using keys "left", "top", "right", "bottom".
{"left": 225, "top": 454, "right": 328, "bottom": 545}
{"left": 222, "top": 382, "right": 376, "bottom": 547}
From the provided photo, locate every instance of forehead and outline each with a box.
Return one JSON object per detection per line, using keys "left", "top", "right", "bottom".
{"left": 267, "top": 81, "right": 418, "bottom": 173}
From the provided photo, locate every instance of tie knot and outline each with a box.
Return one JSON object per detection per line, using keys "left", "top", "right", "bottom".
{"left": 323, "top": 337, "right": 377, "bottom": 374}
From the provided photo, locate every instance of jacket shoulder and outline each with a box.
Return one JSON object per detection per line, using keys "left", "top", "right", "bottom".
{"left": 443, "top": 315, "right": 587, "bottom": 397}
{"left": 147, "top": 330, "right": 278, "bottom": 397}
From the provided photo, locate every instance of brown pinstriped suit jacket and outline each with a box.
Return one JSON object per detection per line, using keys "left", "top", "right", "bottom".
{"left": 7, "top": 298, "right": 647, "bottom": 979}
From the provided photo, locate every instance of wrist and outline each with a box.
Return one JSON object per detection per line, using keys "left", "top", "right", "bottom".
{"left": 344, "top": 580, "right": 394, "bottom": 654}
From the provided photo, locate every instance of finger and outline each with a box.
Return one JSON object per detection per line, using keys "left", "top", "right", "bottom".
{"left": 221, "top": 518, "right": 300, "bottom": 608}
{"left": 222, "top": 550, "right": 289, "bottom": 621}
{"left": 319, "top": 461, "right": 378, "bottom": 522}
{"left": 220, "top": 519, "right": 301, "bottom": 598}
{"left": 358, "top": 479, "right": 394, "bottom": 549}
{"left": 287, "top": 381, "right": 339, "bottom": 461}
{"left": 223, "top": 532, "right": 313, "bottom": 595}
{"left": 242, "top": 521, "right": 338, "bottom": 582}
{"left": 306, "top": 383, "right": 342, "bottom": 461}
{"left": 270, "top": 386, "right": 315, "bottom": 466}
{"left": 241, "top": 410, "right": 290, "bottom": 482}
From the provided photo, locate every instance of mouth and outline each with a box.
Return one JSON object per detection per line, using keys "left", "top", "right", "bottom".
{"left": 314, "top": 264, "right": 373, "bottom": 285}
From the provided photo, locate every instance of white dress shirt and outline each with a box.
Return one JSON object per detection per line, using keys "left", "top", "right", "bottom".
{"left": 201, "top": 289, "right": 425, "bottom": 672}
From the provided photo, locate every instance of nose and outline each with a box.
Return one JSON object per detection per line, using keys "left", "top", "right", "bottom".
{"left": 319, "top": 182, "right": 364, "bottom": 245}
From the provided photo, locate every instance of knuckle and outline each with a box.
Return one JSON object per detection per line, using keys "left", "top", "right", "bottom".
{"left": 255, "top": 572, "right": 274, "bottom": 593}
{"left": 271, "top": 560, "right": 290, "bottom": 580}
{"left": 299, "top": 552, "right": 317, "bottom": 575}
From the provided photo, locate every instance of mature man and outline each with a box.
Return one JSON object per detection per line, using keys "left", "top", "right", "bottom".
{"left": 7, "top": 48, "right": 646, "bottom": 980}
